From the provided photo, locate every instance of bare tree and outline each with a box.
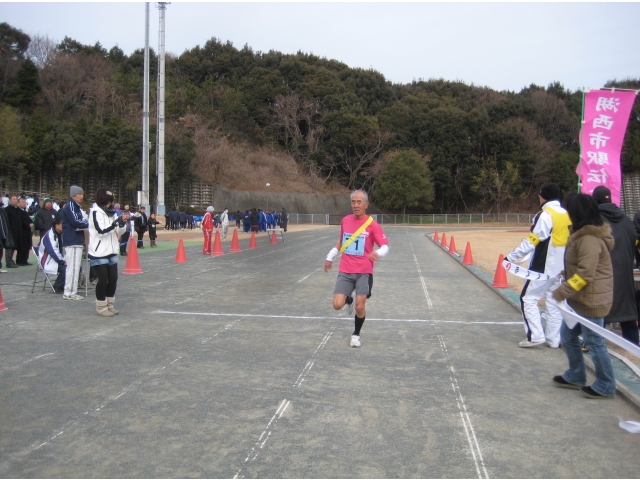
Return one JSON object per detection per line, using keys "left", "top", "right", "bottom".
{"left": 26, "top": 34, "right": 57, "bottom": 69}
{"left": 332, "top": 130, "right": 391, "bottom": 190}
{"left": 39, "top": 54, "right": 85, "bottom": 118}
{"left": 471, "top": 156, "right": 520, "bottom": 216}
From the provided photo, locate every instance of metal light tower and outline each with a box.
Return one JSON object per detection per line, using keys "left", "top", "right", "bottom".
{"left": 156, "top": 2, "right": 169, "bottom": 217}
{"left": 141, "top": 2, "right": 150, "bottom": 211}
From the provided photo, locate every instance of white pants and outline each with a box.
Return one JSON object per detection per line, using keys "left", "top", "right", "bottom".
{"left": 520, "top": 278, "right": 562, "bottom": 347}
{"left": 63, "top": 246, "right": 83, "bottom": 297}
{"left": 221, "top": 223, "right": 228, "bottom": 240}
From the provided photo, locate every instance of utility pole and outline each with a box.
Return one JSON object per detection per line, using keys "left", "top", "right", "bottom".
{"left": 156, "top": 2, "right": 169, "bottom": 217}
{"left": 141, "top": 2, "right": 150, "bottom": 211}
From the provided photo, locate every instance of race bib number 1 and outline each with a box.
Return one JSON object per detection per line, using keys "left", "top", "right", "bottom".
{"left": 342, "top": 233, "right": 365, "bottom": 256}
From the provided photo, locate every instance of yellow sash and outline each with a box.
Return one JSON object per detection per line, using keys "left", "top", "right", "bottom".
{"left": 340, "top": 216, "right": 373, "bottom": 254}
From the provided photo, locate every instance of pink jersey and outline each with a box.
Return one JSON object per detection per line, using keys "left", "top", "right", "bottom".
{"left": 339, "top": 215, "right": 388, "bottom": 275}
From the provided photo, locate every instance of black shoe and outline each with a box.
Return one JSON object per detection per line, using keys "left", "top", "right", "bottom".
{"left": 17, "top": 263, "right": 29, "bottom": 266}
{"left": 553, "top": 375, "right": 582, "bottom": 390}
{"left": 581, "top": 386, "right": 613, "bottom": 399}
{"left": 53, "top": 288, "right": 64, "bottom": 294}
{"left": 6, "top": 264, "right": 18, "bottom": 268}
{"left": 120, "top": 252, "right": 127, "bottom": 256}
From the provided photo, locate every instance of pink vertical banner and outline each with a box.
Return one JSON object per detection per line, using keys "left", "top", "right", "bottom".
{"left": 577, "top": 90, "right": 636, "bottom": 206}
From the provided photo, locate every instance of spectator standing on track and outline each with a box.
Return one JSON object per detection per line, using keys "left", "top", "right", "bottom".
{"left": 34, "top": 198, "right": 59, "bottom": 241}
{"left": 243, "top": 210, "right": 251, "bottom": 233}
{"left": 0, "top": 204, "right": 14, "bottom": 272}
{"left": 202, "top": 206, "right": 214, "bottom": 254}
{"left": 324, "top": 190, "right": 389, "bottom": 348}
{"left": 220, "top": 207, "right": 229, "bottom": 241}
{"left": 38, "top": 217, "right": 66, "bottom": 293}
{"left": 5, "top": 196, "right": 32, "bottom": 267}
{"left": 179, "top": 209, "right": 187, "bottom": 230}
{"left": 552, "top": 193, "right": 616, "bottom": 399}
{"left": 169, "top": 208, "right": 178, "bottom": 231}
{"left": 148, "top": 213, "right": 159, "bottom": 247}
{"left": 506, "top": 183, "right": 571, "bottom": 348}
{"left": 250, "top": 208, "right": 259, "bottom": 233}
{"left": 88, "top": 187, "right": 129, "bottom": 317}
{"left": 118, "top": 203, "right": 132, "bottom": 256}
{"left": 281, "top": 208, "right": 288, "bottom": 233}
{"left": 60, "top": 186, "right": 89, "bottom": 300}
{"left": 236, "top": 210, "right": 241, "bottom": 228}
{"left": 592, "top": 186, "right": 639, "bottom": 346}
{"left": 134, "top": 206, "right": 148, "bottom": 248}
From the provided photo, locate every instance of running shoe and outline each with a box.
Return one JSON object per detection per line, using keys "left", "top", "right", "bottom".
{"left": 350, "top": 335, "right": 361, "bottom": 348}
{"left": 581, "top": 386, "right": 613, "bottom": 399}
{"left": 518, "top": 339, "right": 545, "bottom": 348}
{"left": 63, "top": 294, "right": 84, "bottom": 301}
{"left": 552, "top": 375, "right": 581, "bottom": 390}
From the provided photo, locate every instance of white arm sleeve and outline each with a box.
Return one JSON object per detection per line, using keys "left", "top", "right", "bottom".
{"left": 375, "top": 244, "right": 389, "bottom": 258}
{"left": 508, "top": 211, "right": 552, "bottom": 261}
{"left": 326, "top": 247, "right": 339, "bottom": 262}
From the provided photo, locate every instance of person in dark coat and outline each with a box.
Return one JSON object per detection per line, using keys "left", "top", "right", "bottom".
{"left": 281, "top": 208, "right": 288, "bottom": 232}
{"left": 169, "top": 208, "right": 178, "bottom": 231}
{"left": 147, "top": 213, "right": 160, "bottom": 247}
{"left": 119, "top": 204, "right": 132, "bottom": 256}
{"left": 134, "top": 205, "right": 148, "bottom": 248}
{"left": 0, "top": 204, "right": 14, "bottom": 272}
{"left": 179, "top": 210, "right": 187, "bottom": 230}
{"left": 250, "top": 208, "right": 259, "bottom": 233}
{"left": 633, "top": 210, "right": 640, "bottom": 268}
{"left": 593, "top": 186, "right": 639, "bottom": 346}
{"left": 34, "top": 198, "right": 60, "bottom": 240}
{"left": 5, "top": 196, "right": 34, "bottom": 266}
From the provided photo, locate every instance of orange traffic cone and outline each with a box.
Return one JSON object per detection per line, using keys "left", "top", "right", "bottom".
{"left": 249, "top": 231, "right": 257, "bottom": 249}
{"left": 440, "top": 232, "right": 447, "bottom": 248}
{"left": 123, "top": 238, "right": 143, "bottom": 274}
{"left": 175, "top": 238, "right": 187, "bottom": 263}
{"left": 270, "top": 230, "right": 278, "bottom": 244}
{"left": 462, "top": 242, "right": 474, "bottom": 265}
{"left": 434, "top": 230, "right": 439, "bottom": 242}
{"left": 0, "top": 287, "right": 8, "bottom": 311}
{"left": 492, "top": 254, "right": 509, "bottom": 288}
{"left": 448, "top": 236, "right": 457, "bottom": 255}
{"left": 230, "top": 229, "right": 241, "bottom": 253}
{"left": 212, "top": 230, "right": 224, "bottom": 256}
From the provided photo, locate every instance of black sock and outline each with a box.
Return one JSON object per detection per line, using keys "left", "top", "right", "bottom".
{"left": 354, "top": 315, "right": 365, "bottom": 336}
{"left": 345, "top": 296, "right": 353, "bottom": 305}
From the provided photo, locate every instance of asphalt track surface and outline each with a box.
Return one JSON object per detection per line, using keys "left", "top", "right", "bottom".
{"left": 1, "top": 226, "right": 640, "bottom": 478}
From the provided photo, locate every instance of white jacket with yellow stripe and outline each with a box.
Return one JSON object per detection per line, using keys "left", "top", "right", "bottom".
{"left": 507, "top": 200, "right": 571, "bottom": 277}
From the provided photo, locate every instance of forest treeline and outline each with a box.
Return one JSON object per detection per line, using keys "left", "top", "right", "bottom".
{"left": 0, "top": 21, "right": 639, "bottom": 213}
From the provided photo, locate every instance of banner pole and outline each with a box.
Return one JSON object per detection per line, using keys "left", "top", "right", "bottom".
{"left": 577, "top": 88, "right": 586, "bottom": 193}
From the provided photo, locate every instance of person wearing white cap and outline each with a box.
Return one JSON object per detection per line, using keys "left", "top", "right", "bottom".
{"left": 202, "top": 206, "right": 214, "bottom": 254}
{"left": 59, "top": 185, "right": 89, "bottom": 300}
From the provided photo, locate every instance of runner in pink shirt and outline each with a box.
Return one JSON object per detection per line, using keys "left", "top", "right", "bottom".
{"left": 324, "top": 190, "right": 389, "bottom": 347}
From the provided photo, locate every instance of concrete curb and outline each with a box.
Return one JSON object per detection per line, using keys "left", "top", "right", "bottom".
{"left": 425, "top": 232, "right": 640, "bottom": 412}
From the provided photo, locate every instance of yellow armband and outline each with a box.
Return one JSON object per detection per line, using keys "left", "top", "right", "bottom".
{"left": 567, "top": 274, "right": 587, "bottom": 292}
{"left": 527, "top": 232, "right": 540, "bottom": 246}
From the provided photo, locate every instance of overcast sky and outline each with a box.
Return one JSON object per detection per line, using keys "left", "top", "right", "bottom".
{"left": 2, "top": 2, "right": 639, "bottom": 93}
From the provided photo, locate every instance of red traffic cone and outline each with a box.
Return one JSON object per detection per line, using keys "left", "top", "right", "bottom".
{"left": 249, "top": 231, "right": 257, "bottom": 249}
{"left": 462, "top": 242, "right": 474, "bottom": 265}
{"left": 270, "top": 230, "right": 278, "bottom": 244}
{"left": 440, "top": 232, "right": 447, "bottom": 248}
{"left": 0, "top": 287, "right": 8, "bottom": 311}
{"left": 212, "top": 230, "right": 224, "bottom": 256}
{"left": 433, "top": 230, "right": 439, "bottom": 242}
{"left": 492, "top": 254, "right": 509, "bottom": 288}
{"left": 230, "top": 229, "right": 241, "bottom": 253}
{"left": 123, "top": 238, "right": 143, "bottom": 274}
{"left": 448, "top": 236, "right": 457, "bottom": 255}
{"left": 175, "top": 238, "right": 187, "bottom": 263}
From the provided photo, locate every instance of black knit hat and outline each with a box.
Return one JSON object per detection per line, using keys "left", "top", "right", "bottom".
{"left": 592, "top": 185, "right": 611, "bottom": 204}
{"left": 539, "top": 183, "right": 561, "bottom": 201}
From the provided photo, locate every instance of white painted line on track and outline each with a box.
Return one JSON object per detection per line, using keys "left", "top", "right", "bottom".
{"left": 4, "top": 296, "right": 28, "bottom": 303}
{"left": 156, "top": 310, "right": 520, "bottom": 325}
{"left": 438, "top": 335, "right": 489, "bottom": 479}
{"left": 297, "top": 267, "right": 320, "bottom": 283}
{"left": 233, "top": 399, "right": 290, "bottom": 479}
{"left": 406, "top": 230, "right": 433, "bottom": 308}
